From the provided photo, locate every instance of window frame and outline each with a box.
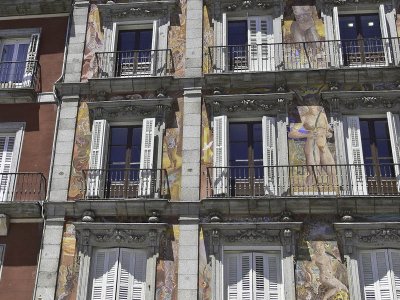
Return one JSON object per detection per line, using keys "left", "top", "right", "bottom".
{"left": 0, "top": 244, "right": 5, "bottom": 281}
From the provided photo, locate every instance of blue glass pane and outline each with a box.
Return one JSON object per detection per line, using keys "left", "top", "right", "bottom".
{"left": 360, "top": 120, "right": 370, "bottom": 139}
{"left": 374, "top": 121, "right": 388, "bottom": 139}
{"left": 139, "top": 30, "right": 152, "bottom": 50}
{"left": 131, "top": 146, "right": 141, "bottom": 165}
{"left": 229, "top": 123, "right": 247, "bottom": 142}
{"left": 359, "top": 15, "right": 381, "bottom": 39}
{"left": 17, "top": 44, "right": 29, "bottom": 61}
{"left": 376, "top": 140, "right": 391, "bottom": 157}
{"left": 111, "top": 128, "right": 128, "bottom": 145}
{"left": 109, "top": 146, "right": 126, "bottom": 164}
{"left": 132, "top": 127, "right": 142, "bottom": 145}
{"left": 253, "top": 141, "right": 263, "bottom": 160}
{"left": 228, "top": 21, "right": 247, "bottom": 45}
{"left": 253, "top": 123, "right": 262, "bottom": 142}
{"left": 118, "top": 31, "right": 137, "bottom": 51}
{"left": 1, "top": 44, "right": 15, "bottom": 62}
{"left": 339, "top": 15, "right": 358, "bottom": 40}
{"left": 229, "top": 142, "right": 248, "bottom": 163}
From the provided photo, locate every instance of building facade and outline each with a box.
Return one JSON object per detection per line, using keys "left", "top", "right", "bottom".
{"left": 0, "top": 1, "right": 72, "bottom": 299}
{"left": 1, "top": 0, "right": 400, "bottom": 299}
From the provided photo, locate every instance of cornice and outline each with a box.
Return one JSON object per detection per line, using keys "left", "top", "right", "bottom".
{"left": 0, "top": 0, "right": 72, "bottom": 17}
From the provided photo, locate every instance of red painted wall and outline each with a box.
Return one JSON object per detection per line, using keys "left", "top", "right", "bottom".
{"left": 0, "top": 223, "right": 43, "bottom": 300}
{"left": 0, "top": 103, "right": 57, "bottom": 178}
{"left": 0, "top": 16, "right": 68, "bottom": 92}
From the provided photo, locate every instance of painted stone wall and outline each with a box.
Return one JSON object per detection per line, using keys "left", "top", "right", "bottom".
{"left": 55, "top": 223, "right": 79, "bottom": 300}
{"left": 169, "top": 0, "right": 187, "bottom": 77}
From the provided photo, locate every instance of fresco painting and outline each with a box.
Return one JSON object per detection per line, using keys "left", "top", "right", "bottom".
{"left": 283, "top": 1, "right": 326, "bottom": 69}
{"left": 199, "top": 228, "right": 212, "bottom": 300}
{"left": 68, "top": 102, "right": 91, "bottom": 200}
{"left": 81, "top": 4, "right": 104, "bottom": 81}
{"left": 156, "top": 225, "right": 179, "bottom": 300}
{"left": 169, "top": 0, "right": 187, "bottom": 77}
{"left": 55, "top": 224, "right": 79, "bottom": 300}
{"left": 296, "top": 219, "right": 349, "bottom": 300}
{"left": 203, "top": 4, "right": 214, "bottom": 74}
{"left": 288, "top": 86, "right": 337, "bottom": 195}
{"left": 162, "top": 96, "right": 183, "bottom": 201}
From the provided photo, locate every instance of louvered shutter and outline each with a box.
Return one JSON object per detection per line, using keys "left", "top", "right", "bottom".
{"left": 91, "top": 248, "right": 119, "bottom": 300}
{"left": 375, "top": 250, "right": 393, "bottom": 300}
{"left": 389, "top": 249, "right": 400, "bottom": 299}
{"left": 387, "top": 112, "right": 400, "bottom": 191}
{"left": 332, "top": 7, "right": 343, "bottom": 66}
{"left": 262, "top": 116, "right": 277, "bottom": 195}
{"left": 88, "top": 120, "right": 110, "bottom": 198}
{"left": 213, "top": 115, "right": 228, "bottom": 195}
{"left": 117, "top": 249, "right": 146, "bottom": 300}
{"left": 359, "top": 251, "right": 378, "bottom": 300}
{"left": 247, "top": 17, "right": 273, "bottom": 71}
{"left": 253, "top": 253, "right": 280, "bottom": 300}
{"left": 248, "top": 18, "right": 259, "bottom": 72}
{"left": 226, "top": 254, "right": 239, "bottom": 300}
{"left": 240, "top": 253, "right": 253, "bottom": 300}
{"left": 23, "top": 33, "right": 40, "bottom": 86}
{"left": 0, "top": 136, "right": 15, "bottom": 202}
{"left": 379, "top": 4, "right": 392, "bottom": 65}
{"left": 345, "top": 116, "right": 367, "bottom": 195}
{"left": 139, "top": 118, "right": 155, "bottom": 197}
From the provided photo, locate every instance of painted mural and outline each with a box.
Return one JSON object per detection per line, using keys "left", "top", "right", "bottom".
{"left": 288, "top": 86, "right": 337, "bottom": 195}
{"left": 203, "top": 4, "right": 214, "bottom": 74}
{"left": 156, "top": 225, "right": 180, "bottom": 300}
{"left": 55, "top": 223, "right": 79, "bottom": 300}
{"left": 397, "top": 5, "right": 400, "bottom": 37}
{"left": 283, "top": 1, "right": 326, "bottom": 69}
{"left": 199, "top": 228, "right": 212, "bottom": 300}
{"left": 169, "top": 0, "right": 187, "bottom": 77}
{"left": 81, "top": 4, "right": 104, "bottom": 82}
{"left": 68, "top": 102, "right": 91, "bottom": 200}
{"left": 296, "top": 218, "right": 349, "bottom": 300}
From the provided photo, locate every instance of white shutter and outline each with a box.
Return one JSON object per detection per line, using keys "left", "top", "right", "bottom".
{"left": 226, "top": 254, "right": 239, "bottom": 300}
{"left": 118, "top": 249, "right": 146, "bottom": 300}
{"left": 387, "top": 112, "right": 400, "bottom": 191}
{"left": 262, "top": 116, "right": 277, "bottom": 195}
{"left": 247, "top": 17, "right": 273, "bottom": 71}
{"left": 88, "top": 120, "right": 109, "bottom": 198}
{"left": 389, "top": 249, "right": 400, "bottom": 299}
{"left": 332, "top": 7, "right": 343, "bottom": 67}
{"left": 253, "top": 253, "right": 280, "bottom": 300}
{"left": 359, "top": 251, "right": 378, "bottom": 300}
{"left": 23, "top": 33, "right": 40, "bottom": 86}
{"left": 139, "top": 118, "right": 155, "bottom": 197}
{"left": 248, "top": 18, "right": 259, "bottom": 72}
{"left": 213, "top": 115, "right": 228, "bottom": 195}
{"left": 0, "top": 136, "right": 15, "bottom": 202}
{"left": 375, "top": 250, "right": 393, "bottom": 300}
{"left": 379, "top": 4, "right": 392, "bottom": 65}
{"left": 345, "top": 116, "right": 367, "bottom": 195}
{"left": 91, "top": 248, "right": 119, "bottom": 300}
{"left": 240, "top": 253, "right": 253, "bottom": 300}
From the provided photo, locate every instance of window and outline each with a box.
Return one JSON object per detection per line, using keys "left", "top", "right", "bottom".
{"left": 224, "top": 251, "right": 282, "bottom": 300}
{"left": 88, "top": 118, "right": 156, "bottom": 198}
{"left": 0, "top": 123, "right": 24, "bottom": 202}
{"left": 0, "top": 34, "right": 39, "bottom": 87}
{"left": 224, "top": 16, "right": 274, "bottom": 71}
{"left": 332, "top": 5, "right": 390, "bottom": 66}
{"left": 345, "top": 114, "right": 400, "bottom": 195}
{"left": 89, "top": 248, "right": 147, "bottom": 300}
{"left": 212, "top": 116, "right": 276, "bottom": 196}
{"left": 358, "top": 249, "right": 400, "bottom": 300}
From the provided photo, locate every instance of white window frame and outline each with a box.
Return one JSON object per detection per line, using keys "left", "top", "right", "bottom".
{"left": 0, "top": 122, "right": 25, "bottom": 202}
{"left": 0, "top": 244, "right": 5, "bottom": 280}
{"left": 221, "top": 246, "right": 284, "bottom": 300}
{"left": 221, "top": 14, "right": 275, "bottom": 72}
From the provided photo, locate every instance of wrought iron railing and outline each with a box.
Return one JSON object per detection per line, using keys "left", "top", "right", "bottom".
{"left": 0, "top": 172, "right": 46, "bottom": 202}
{"left": 206, "top": 164, "right": 400, "bottom": 198}
{"left": 82, "top": 168, "right": 170, "bottom": 199}
{"left": 207, "top": 37, "right": 400, "bottom": 73}
{"left": 0, "top": 60, "right": 41, "bottom": 90}
{"left": 95, "top": 49, "right": 174, "bottom": 78}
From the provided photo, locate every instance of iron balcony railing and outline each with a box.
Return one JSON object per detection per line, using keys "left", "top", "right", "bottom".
{"left": 95, "top": 49, "right": 174, "bottom": 78}
{"left": 0, "top": 172, "right": 46, "bottom": 202}
{"left": 82, "top": 168, "right": 170, "bottom": 200}
{"left": 206, "top": 164, "right": 400, "bottom": 198}
{"left": 0, "top": 60, "right": 41, "bottom": 90}
{"left": 207, "top": 37, "right": 400, "bottom": 73}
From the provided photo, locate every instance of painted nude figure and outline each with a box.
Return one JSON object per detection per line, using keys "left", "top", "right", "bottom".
{"left": 306, "top": 241, "right": 349, "bottom": 300}
{"left": 291, "top": 6, "right": 320, "bottom": 43}
{"left": 289, "top": 106, "right": 336, "bottom": 188}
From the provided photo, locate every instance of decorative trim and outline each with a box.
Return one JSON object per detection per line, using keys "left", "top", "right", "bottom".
{"left": 98, "top": 1, "right": 177, "bottom": 19}
{"left": 220, "top": 0, "right": 280, "bottom": 11}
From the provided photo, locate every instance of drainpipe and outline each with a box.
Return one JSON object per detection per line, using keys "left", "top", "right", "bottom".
{"left": 32, "top": 1, "right": 75, "bottom": 299}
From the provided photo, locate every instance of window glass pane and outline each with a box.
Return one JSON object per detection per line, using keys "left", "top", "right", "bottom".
{"left": 253, "top": 123, "right": 262, "bottom": 142}
{"left": 131, "top": 146, "right": 141, "bottom": 166}
{"left": 139, "top": 30, "right": 153, "bottom": 50}
{"left": 229, "top": 142, "right": 248, "bottom": 164}
{"left": 339, "top": 15, "right": 358, "bottom": 40}
{"left": 1, "top": 44, "right": 15, "bottom": 62}
{"left": 118, "top": 31, "right": 137, "bottom": 51}
{"left": 253, "top": 141, "right": 263, "bottom": 161}
{"left": 109, "top": 146, "right": 126, "bottom": 165}
{"left": 111, "top": 128, "right": 128, "bottom": 145}
{"left": 17, "top": 44, "right": 29, "bottom": 61}
{"left": 229, "top": 123, "right": 247, "bottom": 142}
{"left": 374, "top": 120, "right": 388, "bottom": 139}
{"left": 228, "top": 21, "right": 247, "bottom": 45}
{"left": 362, "top": 140, "right": 372, "bottom": 158}
{"left": 376, "top": 140, "right": 392, "bottom": 157}
{"left": 132, "top": 127, "right": 142, "bottom": 146}
{"left": 359, "top": 14, "right": 381, "bottom": 39}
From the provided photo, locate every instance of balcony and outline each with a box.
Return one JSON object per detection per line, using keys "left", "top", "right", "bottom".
{"left": 82, "top": 168, "right": 169, "bottom": 200}
{"left": 206, "top": 164, "right": 400, "bottom": 198}
{"left": 95, "top": 49, "right": 174, "bottom": 79}
{"left": 207, "top": 37, "right": 400, "bottom": 74}
{"left": 0, "top": 172, "right": 46, "bottom": 202}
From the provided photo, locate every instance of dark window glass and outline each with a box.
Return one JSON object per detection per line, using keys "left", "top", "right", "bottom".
{"left": 108, "top": 126, "right": 142, "bottom": 169}
{"left": 117, "top": 29, "right": 152, "bottom": 51}
{"left": 228, "top": 21, "right": 247, "bottom": 45}
{"left": 339, "top": 14, "right": 381, "bottom": 40}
